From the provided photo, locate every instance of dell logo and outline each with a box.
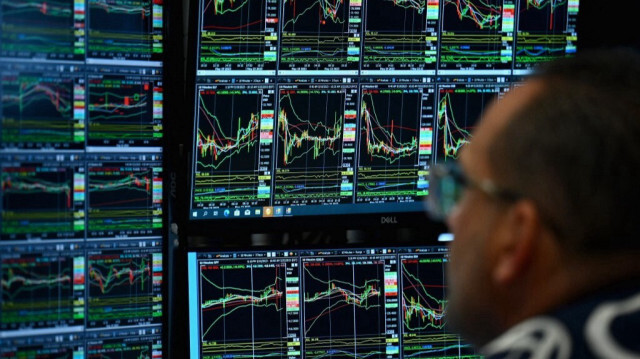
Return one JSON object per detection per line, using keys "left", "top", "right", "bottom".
{"left": 381, "top": 216, "right": 398, "bottom": 224}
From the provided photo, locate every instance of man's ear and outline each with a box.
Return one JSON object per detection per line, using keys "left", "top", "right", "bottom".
{"left": 492, "top": 200, "right": 541, "bottom": 285}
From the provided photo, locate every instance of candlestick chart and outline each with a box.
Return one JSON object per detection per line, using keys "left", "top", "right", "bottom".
{"left": 88, "top": 0, "right": 162, "bottom": 60}
{"left": 1, "top": 163, "right": 84, "bottom": 240}
{"left": 362, "top": 0, "right": 435, "bottom": 70}
{"left": 199, "top": 0, "right": 276, "bottom": 71}
{"left": 198, "top": 262, "right": 289, "bottom": 357}
{"left": 0, "top": 0, "right": 82, "bottom": 59}
{"left": 1, "top": 74, "right": 83, "bottom": 149}
{"left": 515, "top": 0, "right": 574, "bottom": 68}
{"left": 87, "top": 163, "right": 162, "bottom": 238}
{"left": 88, "top": 76, "right": 162, "bottom": 147}
{"left": 302, "top": 260, "right": 386, "bottom": 359}
{"left": 400, "top": 255, "right": 480, "bottom": 358}
{"left": 274, "top": 90, "right": 348, "bottom": 205}
{"left": 439, "top": 0, "right": 513, "bottom": 70}
{"left": 87, "top": 249, "right": 162, "bottom": 328}
{"left": 357, "top": 89, "right": 422, "bottom": 202}
{"left": 279, "top": 0, "right": 357, "bottom": 71}
{"left": 193, "top": 88, "right": 268, "bottom": 207}
{"left": 1, "top": 252, "right": 84, "bottom": 330}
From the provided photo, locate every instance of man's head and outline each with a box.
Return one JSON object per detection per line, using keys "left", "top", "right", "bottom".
{"left": 440, "top": 48, "right": 640, "bottom": 346}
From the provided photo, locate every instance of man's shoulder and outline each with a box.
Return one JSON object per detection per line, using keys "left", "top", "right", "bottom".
{"left": 480, "top": 281, "right": 640, "bottom": 359}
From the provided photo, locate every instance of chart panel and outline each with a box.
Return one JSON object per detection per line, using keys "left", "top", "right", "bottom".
{"left": 356, "top": 82, "right": 434, "bottom": 204}
{"left": 278, "top": 0, "right": 362, "bottom": 73}
{"left": 195, "top": 251, "right": 300, "bottom": 359}
{"left": 87, "top": 0, "right": 163, "bottom": 61}
{"left": 514, "top": 0, "right": 578, "bottom": 72}
{"left": 435, "top": 79, "right": 510, "bottom": 162}
{"left": 0, "top": 64, "right": 85, "bottom": 150}
{"left": 191, "top": 81, "right": 275, "bottom": 218}
{"left": 438, "top": 0, "right": 515, "bottom": 72}
{"left": 86, "top": 154, "right": 163, "bottom": 239}
{"left": 87, "top": 71, "right": 163, "bottom": 147}
{"left": 0, "top": 243, "right": 84, "bottom": 331}
{"left": 86, "top": 239, "right": 163, "bottom": 328}
{"left": 273, "top": 82, "right": 357, "bottom": 207}
{"left": 362, "top": 0, "right": 439, "bottom": 73}
{"left": 197, "top": 0, "right": 278, "bottom": 74}
{"left": 301, "top": 248, "right": 400, "bottom": 359}
{"left": 399, "top": 247, "right": 481, "bottom": 358}
{"left": 1, "top": 153, "right": 85, "bottom": 241}
{"left": 0, "top": 0, "right": 85, "bottom": 60}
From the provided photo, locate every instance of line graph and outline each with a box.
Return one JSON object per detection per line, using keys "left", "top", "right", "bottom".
{"left": 439, "top": 0, "right": 514, "bottom": 70}
{"left": 302, "top": 259, "right": 388, "bottom": 359}
{"left": 515, "top": 0, "right": 576, "bottom": 69}
{"left": 88, "top": 76, "right": 162, "bottom": 147}
{"left": 1, "top": 74, "right": 84, "bottom": 149}
{"left": 1, "top": 162, "right": 85, "bottom": 240}
{"left": 88, "top": 0, "right": 162, "bottom": 60}
{"left": 362, "top": 0, "right": 438, "bottom": 71}
{"left": 198, "top": 261, "right": 291, "bottom": 357}
{"left": 279, "top": 0, "right": 360, "bottom": 71}
{"left": 87, "top": 248, "right": 162, "bottom": 328}
{"left": 435, "top": 84, "right": 503, "bottom": 163}
{"left": 87, "top": 162, "right": 162, "bottom": 238}
{"left": 356, "top": 87, "right": 425, "bottom": 202}
{"left": 1, "top": 252, "right": 85, "bottom": 330}
{"left": 192, "top": 86, "right": 273, "bottom": 208}
{"left": 0, "top": 0, "right": 84, "bottom": 60}
{"left": 199, "top": 0, "right": 277, "bottom": 71}
{"left": 400, "top": 254, "right": 481, "bottom": 358}
{"left": 273, "top": 88, "right": 353, "bottom": 205}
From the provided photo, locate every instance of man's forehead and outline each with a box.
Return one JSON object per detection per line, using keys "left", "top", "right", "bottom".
{"left": 460, "top": 80, "right": 544, "bottom": 176}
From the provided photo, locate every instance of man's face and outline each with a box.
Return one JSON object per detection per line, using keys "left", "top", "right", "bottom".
{"left": 444, "top": 81, "right": 542, "bottom": 345}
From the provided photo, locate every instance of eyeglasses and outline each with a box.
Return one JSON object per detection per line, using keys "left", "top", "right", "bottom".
{"left": 425, "top": 161, "right": 522, "bottom": 221}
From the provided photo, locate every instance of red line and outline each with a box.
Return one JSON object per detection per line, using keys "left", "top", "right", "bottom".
{"left": 204, "top": 19, "right": 262, "bottom": 30}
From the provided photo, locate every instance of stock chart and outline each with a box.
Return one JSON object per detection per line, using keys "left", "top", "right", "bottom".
{"left": 356, "top": 85, "right": 432, "bottom": 203}
{"left": 198, "top": 0, "right": 278, "bottom": 72}
{"left": 88, "top": 74, "right": 163, "bottom": 147}
{"left": 515, "top": 0, "right": 578, "bottom": 70}
{"left": 439, "top": 0, "right": 514, "bottom": 71}
{"left": 435, "top": 81, "right": 509, "bottom": 162}
{"left": 362, "top": 0, "right": 439, "bottom": 72}
{"left": 399, "top": 248, "right": 481, "bottom": 358}
{"left": 1, "top": 154, "right": 85, "bottom": 240}
{"left": 196, "top": 253, "right": 300, "bottom": 359}
{"left": 1, "top": 70, "right": 85, "bottom": 149}
{"left": 87, "top": 0, "right": 163, "bottom": 61}
{"left": 279, "top": 0, "right": 361, "bottom": 73}
{"left": 192, "top": 84, "right": 274, "bottom": 212}
{"left": 301, "top": 250, "right": 397, "bottom": 359}
{"left": 0, "top": 244, "right": 85, "bottom": 331}
{"left": 87, "top": 157, "right": 162, "bottom": 238}
{"left": 273, "top": 85, "right": 356, "bottom": 206}
{"left": 0, "top": 0, "right": 85, "bottom": 60}
{"left": 86, "top": 240, "right": 162, "bottom": 328}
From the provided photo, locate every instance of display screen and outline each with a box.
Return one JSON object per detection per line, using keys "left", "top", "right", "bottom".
{"left": 188, "top": 0, "right": 580, "bottom": 221}
{"left": 188, "top": 246, "right": 478, "bottom": 359}
{"left": 0, "top": 0, "right": 164, "bottom": 356}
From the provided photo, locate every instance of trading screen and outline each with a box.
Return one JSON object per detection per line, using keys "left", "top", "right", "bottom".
{"left": 189, "top": 0, "right": 580, "bottom": 221}
{"left": 0, "top": 0, "right": 164, "bottom": 356}
{"left": 188, "top": 246, "right": 478, "bottom": 359}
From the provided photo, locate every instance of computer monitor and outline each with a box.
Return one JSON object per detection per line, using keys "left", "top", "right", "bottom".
{"left": 187, "top": 245, "right": 479, "bottom": 358}
{"left": 184, "top": 0, "right": 581, "bottom": 235}
{"left": 0, "top": 0, "right": 167, "bottom": 356}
